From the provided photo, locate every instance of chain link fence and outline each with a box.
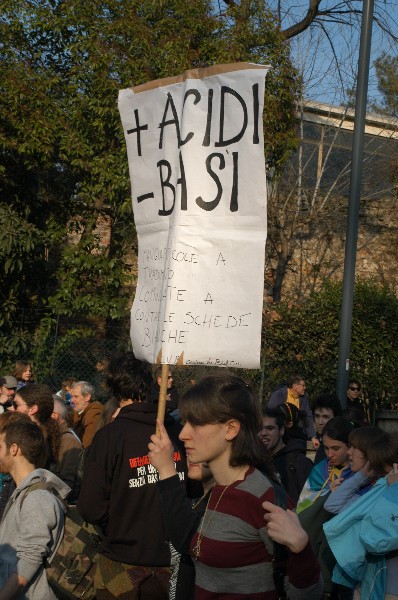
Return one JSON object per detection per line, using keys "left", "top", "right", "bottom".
{"left": 1, "top": 331, "right": 253, "bottom": 403}
{"left": 3, "top": 313, "right": 396, "bottom": 419}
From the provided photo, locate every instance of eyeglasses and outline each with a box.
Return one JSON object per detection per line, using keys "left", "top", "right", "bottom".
{"left": 349, "top": 386, "right": 360, "bottom": 391}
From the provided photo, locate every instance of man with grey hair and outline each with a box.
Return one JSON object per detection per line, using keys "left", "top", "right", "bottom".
{"left": 70, "top": 381, "right": 102, "bottom": 448}
{"left": 51, "top": 396, "right": 82, "bottom": 501}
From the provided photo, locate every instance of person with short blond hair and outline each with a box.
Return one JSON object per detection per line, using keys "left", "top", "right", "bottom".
{"left": 149, "top": 367, "right": 179, "bottom": 414}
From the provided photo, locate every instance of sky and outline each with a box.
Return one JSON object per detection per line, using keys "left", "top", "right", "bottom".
{"left": 213, "top": 1, "right": 398, "bottom": 110}
{"left": 277, "top": 0, "right": 398, "bottom": 109}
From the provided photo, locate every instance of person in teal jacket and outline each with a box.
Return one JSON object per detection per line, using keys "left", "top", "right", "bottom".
{"left": 324, "top": 433, "right": 398, "bottom": 600}
{"left": 323, "top": 426, "right": 385, "bottom": 515}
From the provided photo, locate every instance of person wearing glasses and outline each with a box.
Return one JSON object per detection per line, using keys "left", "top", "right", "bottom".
{"left": 346, "top": 379, "right": 367, "bottom": 422}
{"left": 0, "top": 376, "right": 18, "bottom": 412}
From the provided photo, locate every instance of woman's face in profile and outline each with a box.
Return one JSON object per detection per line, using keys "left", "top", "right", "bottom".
{"left": 179, "top": 421, "right": 231, "bottom": 466}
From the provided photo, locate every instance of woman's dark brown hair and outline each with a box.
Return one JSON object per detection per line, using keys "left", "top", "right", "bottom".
{"left": 367, "top": 432, "right": 398, "bottom": 475}
{"left": 348, "top": 426, "right": 385, "bottom": 456}
{"left": 323, "top": 416, "right": 356, "bottom": 445}
{"left": 97, "top": 397, "right": 120, "bottom": 431}
{"left": 179, "top": 374, "right": 274, "bottom": 477}
{"left": 17, "top": 384, "right": 60, "bottom": 463}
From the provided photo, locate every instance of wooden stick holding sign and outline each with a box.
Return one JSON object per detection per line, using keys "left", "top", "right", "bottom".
{"left": 156, "top": 363, "right": 170, "bottom": 435}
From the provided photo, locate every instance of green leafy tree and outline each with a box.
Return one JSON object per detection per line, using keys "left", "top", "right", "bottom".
{"left": 259, "top": 279, "right": 398, "bottom": 414}
{"left": 0, "top": 0, "right": 298, "bottom": 373}
{"left": 373, "top": 52, "right": 398, "bottom": 117}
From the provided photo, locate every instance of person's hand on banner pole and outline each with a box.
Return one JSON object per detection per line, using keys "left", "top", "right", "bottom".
{"left": 148, "top": 418, "right": 177, "bottom": 480}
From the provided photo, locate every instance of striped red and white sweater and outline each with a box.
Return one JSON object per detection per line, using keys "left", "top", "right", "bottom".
{"left": 190, "top": 466, "right": 322, "bottom": 599}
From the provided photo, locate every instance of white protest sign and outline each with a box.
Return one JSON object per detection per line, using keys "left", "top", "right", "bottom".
{"left": 119, "top": 63, "right": 269, "bottom": 368}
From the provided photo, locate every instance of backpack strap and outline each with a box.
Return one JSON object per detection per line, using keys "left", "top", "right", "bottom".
{"left": 1, "top": 480, "right": 55, "bottom": 524}
{"left": 20, "top": 481, "right": 66, "bottom": 509}
{"left": 19, "top": 481, "right": 69, "bottom": 566}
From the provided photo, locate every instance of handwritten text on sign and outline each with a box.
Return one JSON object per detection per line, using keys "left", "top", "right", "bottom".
{"left": 119, "top": 63, "right": 269, "bottom": 368}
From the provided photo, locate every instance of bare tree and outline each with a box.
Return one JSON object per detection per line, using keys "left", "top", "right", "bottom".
{"left": 218, "top": 1, "right": 398, "bottom": 42}
{"left": 214, "top": 1, "right": 398, "bottom": 303}
{"left": 265, "top": 102, "right": 398, "bottom": 302}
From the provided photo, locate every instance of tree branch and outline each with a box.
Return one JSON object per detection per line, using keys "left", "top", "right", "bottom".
{"left": 280, "top": 0, "right": 323, "bottom": 39}
{"left": 220, "top": 2, "right": 398, "bottom": 44}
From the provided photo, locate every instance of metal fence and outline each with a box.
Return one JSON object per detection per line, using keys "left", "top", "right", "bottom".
{"left": 2, "top": 325, "right": 395, "bottom": 419}
{"left": 1, "top": 333, "right": 235, "bottom": 402}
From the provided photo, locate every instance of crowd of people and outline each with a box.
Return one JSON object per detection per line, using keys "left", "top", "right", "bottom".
{"left": 0, "top": 360, "right": 396, "bottom": 600}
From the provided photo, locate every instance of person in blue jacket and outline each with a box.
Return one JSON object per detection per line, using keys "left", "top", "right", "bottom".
{"left": 324, "top": 425, "right": 385, "bottom": 515}
{"left": 324, "top": 432, "right": 398, "bottom": 600}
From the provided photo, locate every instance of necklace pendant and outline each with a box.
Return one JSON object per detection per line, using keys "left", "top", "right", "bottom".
{"left": 192, "top": 543, "right": 200, "bottom": 560}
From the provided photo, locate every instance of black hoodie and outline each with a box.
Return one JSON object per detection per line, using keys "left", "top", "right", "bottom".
{"left": 77, "top": 402, "right": 186, "bottom": 566}
{"left": 272, "top": 438, "right": 313, "bottom": 505}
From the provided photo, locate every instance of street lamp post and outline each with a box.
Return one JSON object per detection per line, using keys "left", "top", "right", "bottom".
{"left": 336, "top": 0, "right": 375, "bottom": 408}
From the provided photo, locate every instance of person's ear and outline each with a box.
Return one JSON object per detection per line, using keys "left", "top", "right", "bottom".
{"left": 10, "top": 442, "right": 19, "bottom": 457}
{"left": 280, "top": 426, "right": 285, "bottom": 437}
{"left": 29, "top": 404, "right": 38, "bottom": 416}
{"left": 225, "top": 419, "right": 241, "bottom": 441}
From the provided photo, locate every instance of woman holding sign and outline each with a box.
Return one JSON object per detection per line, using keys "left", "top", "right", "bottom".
{"left": 149, "top": 374, "right": 322, "bottom": 599}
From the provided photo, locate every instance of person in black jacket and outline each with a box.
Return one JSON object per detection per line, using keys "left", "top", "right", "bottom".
{"left": 346, "top": 379, "right": 367, "bottom": 421}
{"left": 77, "top": 353, "right": 187, "bottom": 600}
{"left": 311, "top": 393, "right": 341, "bottom": 464}
{"left": 259, "top": 407, "right": 313, "bottom": 505}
